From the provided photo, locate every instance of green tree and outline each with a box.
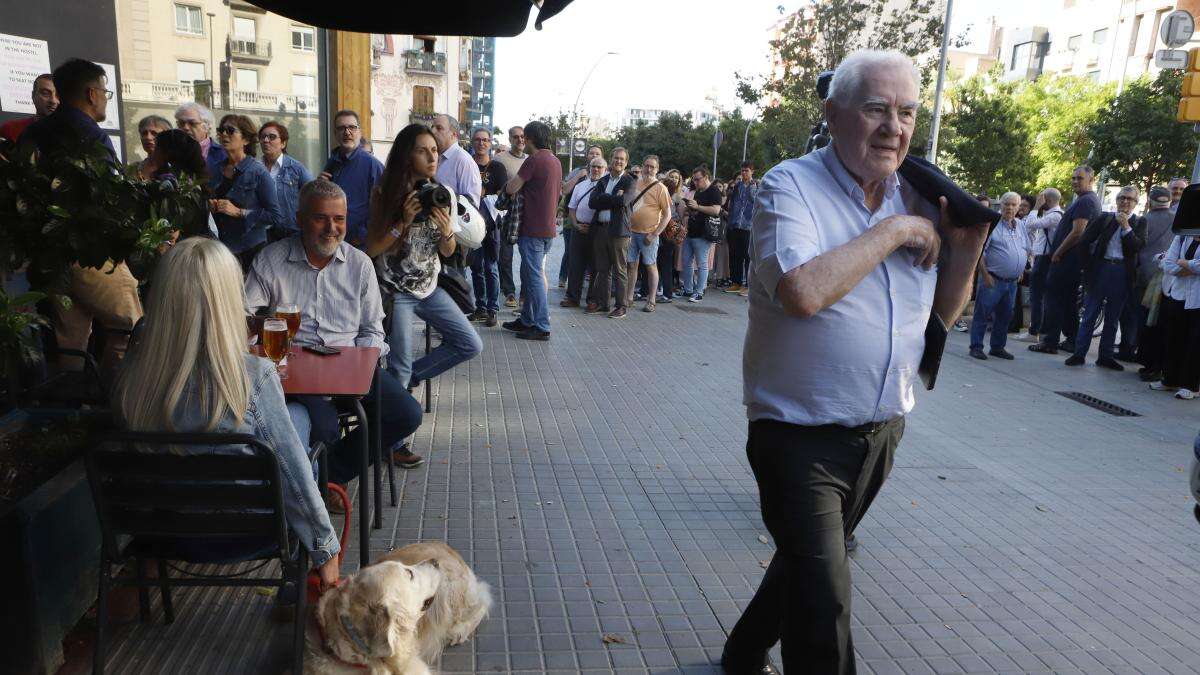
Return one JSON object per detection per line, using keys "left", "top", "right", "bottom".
{"left": 939, "top": 75, "right": 1038, "bottom": 196}
{"left": 1087, "top": 69, "right": 1198, "bottom": 194}
{"left": 1014, "top": 74, "right": 1113, "bottom": 192}
{"left": 738, "top": 0, "right": 955, "bottom": 163}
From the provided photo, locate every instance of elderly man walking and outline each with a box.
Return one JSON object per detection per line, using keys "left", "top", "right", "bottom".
{"left": 968, "top": 192, "right": 1030, "bottom": 361}
{"left": 723, "top": 50, "right": 988, "bottom": 675}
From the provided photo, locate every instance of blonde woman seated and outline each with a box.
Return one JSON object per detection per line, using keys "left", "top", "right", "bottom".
{"left": 113, "top": 236, "right": 339, "bottom": 590}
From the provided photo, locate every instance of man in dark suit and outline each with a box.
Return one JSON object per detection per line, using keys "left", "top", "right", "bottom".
{"left": 587, "top": 147, "right": 636, "bottom": 316}
{"left": 1066, "top": 185, "right": 1146, "bottom": 370}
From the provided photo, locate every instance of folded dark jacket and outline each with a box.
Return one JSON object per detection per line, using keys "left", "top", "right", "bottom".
{"left": 898, "top": 155, "right": 1000, "bottom": 229}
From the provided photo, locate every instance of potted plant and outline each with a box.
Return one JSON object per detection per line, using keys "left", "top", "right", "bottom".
{"left": 0, "top": 136, "right": 204, "bottom": 674}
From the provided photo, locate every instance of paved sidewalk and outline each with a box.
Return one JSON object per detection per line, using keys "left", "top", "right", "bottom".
{"left": 98, "top": 239, "right": 1200, "bottom": 673}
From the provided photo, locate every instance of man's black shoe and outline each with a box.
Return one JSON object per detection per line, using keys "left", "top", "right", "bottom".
{"left": 501, "top": 319, "right": 529, "bottom": 333}
{"left": 845, "top": 533, "right": 858, "bottom": 554}
{"left": 1096, "top": 357, "right": 1125, "bottom": 371}
{"left": 969, "top": 348, "right": 988, "bottom": 360}
{"left": 1059, "top": 341, "right": 1076, "bottom": 353}
{"left": 1029, "top": 343, "right": 1058, "bottom": 354}
{"left": 1138, "top": 369, "right": 1161, "bottom": 382}
{"left": 1064, "top": 354, "right": 1085, "bottom": 366}
{"left": 720, "top": 647, "right": 780, "bottom": 675}
{"left": 988, "top": 348, "right": 1015, "bottom": 360}
{"left": 467, "top": 309, "right": 487, "bottom": 322}
{"left": 515, "top": 328, "right": 550, "bottom": 341}
{"left": 485, "top": 311, "right": 498, "bottom": 328}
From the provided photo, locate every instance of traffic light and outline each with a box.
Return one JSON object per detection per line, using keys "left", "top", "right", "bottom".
{"left": 1179, "top": 47, "right": 1200, "bottom": 122}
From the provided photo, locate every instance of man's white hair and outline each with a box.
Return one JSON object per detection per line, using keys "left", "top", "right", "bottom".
{"left": 828, "top": 50, "right": 920, "bottom": 106}
{"left": 174, "top": 101, "right": 215, "bottom": 129}
{"left": 1043, "top": 187, "right": 1061, "bottom": 204}
{"left": 999, "top": 191, "right": 1021, "bottom": 204}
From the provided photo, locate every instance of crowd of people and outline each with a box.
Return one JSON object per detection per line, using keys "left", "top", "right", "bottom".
{"left": 3, "top": 55, "right": 770, "bottom": 593}
{"left": 961, "top": 166, "right": 1199, "bottom": 399}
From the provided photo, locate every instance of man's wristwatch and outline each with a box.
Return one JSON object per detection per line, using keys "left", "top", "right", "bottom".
{"left": 389, "top": 226, "right": 403, "bottom": 239}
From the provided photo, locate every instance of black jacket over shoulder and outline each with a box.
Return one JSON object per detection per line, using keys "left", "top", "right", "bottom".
{"left": 1078, "top": 212, "right": 1146, "bottom": 288}
{"left": 588, "top": 173, "right": 636, "bottom": 238}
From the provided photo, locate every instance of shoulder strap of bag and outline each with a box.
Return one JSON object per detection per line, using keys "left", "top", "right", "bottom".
{"left": 629, "top": 180, "right": 661, "bottom": 210}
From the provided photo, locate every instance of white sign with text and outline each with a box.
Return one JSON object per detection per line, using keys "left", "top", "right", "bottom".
{"left": 0, "top": 33, "right": 51, "bottom": 115}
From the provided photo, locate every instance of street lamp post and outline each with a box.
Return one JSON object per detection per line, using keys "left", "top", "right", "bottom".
{"left": 207, "top": 12, "right": 216, "bottom": 96}
{"left": 568, "top": 51, "right": 617, "bottom": 176}
{"left": 742, "top": 119, "right": 755, "bottom": 163}
{"left": 927, "top": 0, "right": 953, "bottom": 164}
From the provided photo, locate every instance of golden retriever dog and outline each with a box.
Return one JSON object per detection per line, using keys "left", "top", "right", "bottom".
{"left": 378, "top": 541, "right": 493, "bottom": 659}
{"left": 304, "top": 542, "right": 491, "bottom": 674}
{"left": 304, "top": 559, "right": 441, "bottom": 674}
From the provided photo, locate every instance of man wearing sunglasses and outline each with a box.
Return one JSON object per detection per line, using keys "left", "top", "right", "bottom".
{"left": 318, "top": 110, "right": 383, "bottom": 248}
{"left": 27, "top": 58, "right": 140, "bottom": 381}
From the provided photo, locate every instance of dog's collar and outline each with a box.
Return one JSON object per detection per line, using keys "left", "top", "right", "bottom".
{"left": 313, "top": 613, "right": 368, "bottom": 671}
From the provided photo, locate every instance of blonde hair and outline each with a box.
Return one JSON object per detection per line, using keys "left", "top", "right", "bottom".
{"left": 115, "top": 237, "right": 250, "bottom": 432}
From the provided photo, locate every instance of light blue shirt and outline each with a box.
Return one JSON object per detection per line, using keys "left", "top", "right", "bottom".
{"left": 983, "top": 218, "right": 1031, "bottom": 280}
{"left": 744, "top": 144, "right": 939, "bottom": 428}
{"left": 243, "top": 236, "right": 389, "bottom": 357}
{"left": 436, "top": 141, "right": 482, "bottom": 208}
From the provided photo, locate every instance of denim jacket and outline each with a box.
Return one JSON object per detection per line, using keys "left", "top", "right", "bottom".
{"left": 167, "top": 353, "right": 339, "bottom": 565}
{"left": 210, "top": 155, "right": 282, "bottom": 253}
{"left": 265, "top": 153, "right": 313, "bottom": 233}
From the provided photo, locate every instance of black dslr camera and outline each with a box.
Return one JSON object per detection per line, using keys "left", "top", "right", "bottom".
{"left": 805, "top": 70, "right": 835, "bottom": 155}
{"left": 414, "top": 178, "right": 452, "bottom": 221}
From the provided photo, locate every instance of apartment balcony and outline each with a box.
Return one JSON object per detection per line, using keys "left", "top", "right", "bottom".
{"left": 121, "top": 80, "right": 195, "bottom": 105}
{"left": 230, "top": 90, "right": 317, "bottom": 113}
{"left": 228, "top": 36, "right": 272, "bottom": 64}
{"left": 404, "top": 50, "right": 446, "bottom": 75}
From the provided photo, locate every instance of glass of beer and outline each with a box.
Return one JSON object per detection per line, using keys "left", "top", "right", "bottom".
{"left": 262, "top": 318, "right": 290, "bottom": 378}
{"left": 275, "top": 303, "right": 300, "bottom": 353}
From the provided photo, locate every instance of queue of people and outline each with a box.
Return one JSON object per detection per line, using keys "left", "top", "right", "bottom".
{"left": 958, "top": 167, "right": 1200, "bottom": 399}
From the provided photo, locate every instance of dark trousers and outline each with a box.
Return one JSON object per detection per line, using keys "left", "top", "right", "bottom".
{"left": 565, "top": 227, "right": 595, "bottom": 303}
{"left": 292, "top": 370, "right": 423, "bottom": 486}
{"left": 1072, "top": 263, "right": 1128, "bottom": 360}
{"left": 1162, "top": 298, "right": 1200, "bottom": 391}
{"left": 727, "top": 228, "right": 751, "bottom": 286}
{"left": 589, "top": 234, "right": 629, "bottom": 310}
{"left": 499, "top": 240, "right": 516, "bottom": 298}
{"left": 1028, "top": 254, "right": 1051, "bottom": 334}
{"left": 1138, "top": 292, "right": 1166, "bottom": 372}
{"left": 656, "top": 240, "right": 677, "bottom": 297}
{"left": 1038, "top": 261, "right": 1081, "bottom": 349}
{"left": 557, "top": 228, "right": 573, "bottom": 283}
{"left": 725, "top": 417, "right": 904, "bottom": 675}
{"left": 1118, "top": 284, "right": 1143, "bottom": 355}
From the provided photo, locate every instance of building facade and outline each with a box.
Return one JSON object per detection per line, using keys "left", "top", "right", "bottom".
{"left": 465, "top": 37, "right": 495, "bottom": 133}
{"left": 369, "top": 33, "right": 472, "bottom": 158}
{"left": 1001, "top": 0, "right": 1200, "bottom": 85}
{"left": 114, "top": 0, "right": 326, "bottom": 171}
{"left": 621, "top": 107, "right": 717, "bottom": 127}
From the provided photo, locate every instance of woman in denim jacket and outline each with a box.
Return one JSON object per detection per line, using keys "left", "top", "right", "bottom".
{"left": 112, "top": 237, "right": 340, "bottom": 589}
{"left": 259, "top": 121, "right": 313, "bottom": 236}
{"left": 209, "top": 114, "right": 281, "bottom": 264}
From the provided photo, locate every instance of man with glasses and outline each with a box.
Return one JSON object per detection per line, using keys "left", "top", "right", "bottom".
{"left": 0, "top": 73, "right": 57, "bottom": 142}
{"left": 494, "top": 126, "right": 527, "bottom": 307}
{"left": 318, "top": 110, "right": 383, "bottom": 248}
{"left": 1065, "top": 185, "right": 1146, "bottom": 370}
{"left": 27, "top": 58, "right": 140, "bottom": 378}
{"left": 468, "top": 127, "right": 508, "bottom": 326}
{"left": 174, "top": 101, "right": 226, "bottom": 177}
{"left": 564, "top": 156, "right": 607, "bottom": 308}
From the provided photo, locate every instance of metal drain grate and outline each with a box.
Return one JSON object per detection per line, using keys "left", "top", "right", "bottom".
{"left": 673, "top": 305, "right": 727, "bottom": 315}
{"left": 1055, "top": 391, "right": 1141, "bottom": 417}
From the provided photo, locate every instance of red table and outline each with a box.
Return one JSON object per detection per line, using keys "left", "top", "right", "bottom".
{"left": 253, "top": 345, "right": 383, "bottom": 567}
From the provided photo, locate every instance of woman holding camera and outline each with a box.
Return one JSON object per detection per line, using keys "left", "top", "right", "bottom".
{"left": 366, "top": 123, "right": 482, "bottom": 389}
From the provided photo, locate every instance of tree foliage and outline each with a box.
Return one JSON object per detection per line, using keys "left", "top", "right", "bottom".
{"left": 939, "top": 75, "right": 1038, "bottom": 195}
{"left": 1088, "top": 69, "right": 1197, "bottom": 194}
{"left": 738, "top": 0, "right": 954, "bottom": 163}
{"left": 1013, "top": 75, "right": 1113, "bottom": 192}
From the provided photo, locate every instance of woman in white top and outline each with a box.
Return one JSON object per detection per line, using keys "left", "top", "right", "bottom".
{"left": 365, "top": 123, "right": 482, "bottom": 389}
{"left": 1155, "top": 234, "right": 1200, "bottom": 398}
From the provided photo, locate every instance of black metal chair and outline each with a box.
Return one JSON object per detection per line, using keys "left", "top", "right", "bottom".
{"left": 85, "top": 431, "right": 320, "bottom": 675}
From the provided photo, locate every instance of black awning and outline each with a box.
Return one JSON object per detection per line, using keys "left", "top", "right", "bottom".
{"left": 247, "top": 0, "right": 575, "bottom": 36}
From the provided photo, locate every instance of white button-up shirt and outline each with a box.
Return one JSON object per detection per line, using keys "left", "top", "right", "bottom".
{"left": 568, "top": 177, "right": 600, "bottom": 224}
{"left": 1024, "top": 206, "right": 1062, "bottom": 256}
{"left": 744, "top": 144, "right": 939, "bottom": 428}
